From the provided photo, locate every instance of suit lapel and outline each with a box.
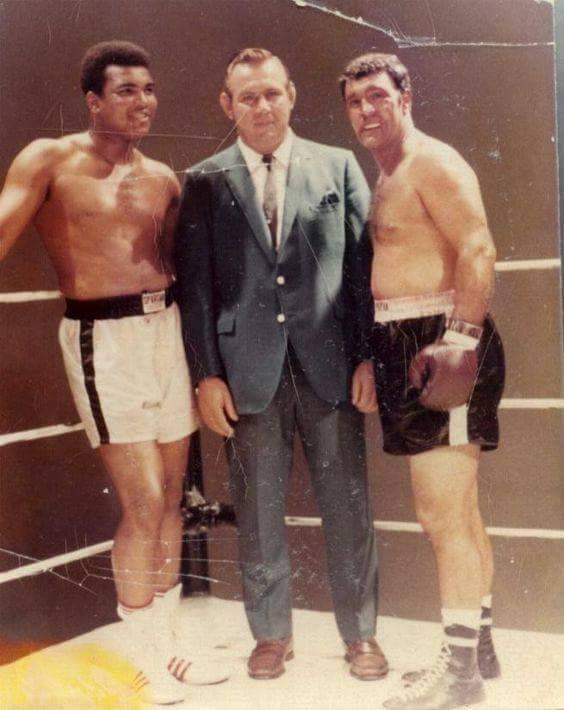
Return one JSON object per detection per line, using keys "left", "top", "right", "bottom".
{"left": 279, "top": 138, "right": 307, "bottom": 252}
{"left": 222, "top": 144, "right": 275, "bottom": 264}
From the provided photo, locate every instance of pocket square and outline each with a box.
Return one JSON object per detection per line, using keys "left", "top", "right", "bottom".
{"left": 319, "top": 191, "right": 340, "bottom": 208}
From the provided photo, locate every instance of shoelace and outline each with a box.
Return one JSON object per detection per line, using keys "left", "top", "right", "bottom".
{"left": 393, "top": 644, "right": 451, "bottom": 701}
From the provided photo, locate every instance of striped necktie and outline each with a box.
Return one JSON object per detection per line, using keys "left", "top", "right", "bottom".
{"left": 262, "top": 153, "right": 278, "bottom": 248}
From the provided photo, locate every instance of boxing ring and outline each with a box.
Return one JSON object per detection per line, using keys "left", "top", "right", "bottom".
{"left": 1, "top": 256, "right": 563, "bottom": 581}
{"left": 0, "top": 255, "right": 562, "bottom": 709}
{"left": 1, "top": 0, "right": 563, "bottom": 707}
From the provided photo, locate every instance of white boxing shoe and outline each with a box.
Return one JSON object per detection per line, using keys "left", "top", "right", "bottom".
{"left": 154, "top": 584, "right": 230, "bottom": 686}
{"left": 131, "top": 666, "right": 187, "bottom": 705}
{"left": 118, "top": 601, "right": 187, "bottom": 705}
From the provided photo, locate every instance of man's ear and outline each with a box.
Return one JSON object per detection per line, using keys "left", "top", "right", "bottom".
{"left": 86, "top": 91, "right": 101, "bottom": 116}
{"left": 401, "top": 88, "right": 412, "bottom": 114}
{"left": 219, "top": 91, "right": 234, "bottom": 120}
{"left": 288, "top": 81, "right": 297, "bottom": 110}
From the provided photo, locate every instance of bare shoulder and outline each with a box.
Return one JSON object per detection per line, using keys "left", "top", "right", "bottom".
{"left": 411, "top": 132, "right": 478, "bottom": 191}
{"left": 8, "top": 133, "right": 80, "bottom": 179}
{"left": 138, "top": 153, "right": 181, "bottom": 196}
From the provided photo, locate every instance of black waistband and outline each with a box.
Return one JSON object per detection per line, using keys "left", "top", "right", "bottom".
{"left": 64, "top": 286, "right": 175, "bottom": 320}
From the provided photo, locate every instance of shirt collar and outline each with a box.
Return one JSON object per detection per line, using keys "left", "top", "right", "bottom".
{"left": 237, "top": 128, "right": 294, "bottom": 170}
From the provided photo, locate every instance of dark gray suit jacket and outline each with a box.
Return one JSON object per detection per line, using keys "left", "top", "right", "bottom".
{"left": 174, "top": 136, "right": 372, "bottom": 414}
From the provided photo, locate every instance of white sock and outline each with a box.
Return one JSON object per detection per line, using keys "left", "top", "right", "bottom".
{"left": 154, "top": 582, "right": 182, "bottom": 604}
{"left": 117, "top": 599, "right": 154, "bottom": 621}
{"left": 480, "top": 594, "right": 493, "bottom": 627}
{"left": 442, "top": 608, "right": 480, "bottom": 648}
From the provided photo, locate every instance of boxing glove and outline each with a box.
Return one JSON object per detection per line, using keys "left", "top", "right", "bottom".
{"left": 408, "top": 320, "right": 482, "bottom": 411}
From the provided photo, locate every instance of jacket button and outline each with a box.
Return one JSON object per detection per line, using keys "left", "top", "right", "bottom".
{"left": 277, "top": 313, "right": 286, "bottom": 323}
{"left": 276, "top": 275, "right": 285, "bottom": 285}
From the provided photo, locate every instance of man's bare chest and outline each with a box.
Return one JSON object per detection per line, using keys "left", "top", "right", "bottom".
{"left": 371, "top": 173, "right": 429, "bottom": 241}
{"left": 47, "top": 169, "right": 169, "bottom": 225}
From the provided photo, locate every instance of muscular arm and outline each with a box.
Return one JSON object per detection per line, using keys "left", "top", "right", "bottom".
{"left": 159, "top": 170, "right": 181, "bottom": 273}
{"left": 415, "top": 146, "right": 496, "bottom": 325}
{"left": 0, "top": 140, "right": 55, "bottom": 261}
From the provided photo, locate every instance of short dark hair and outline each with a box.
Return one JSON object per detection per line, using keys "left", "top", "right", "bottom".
{"left": 223, "top": 47, "right": 291, "bottom": 94}
{"left": 339, "top": 53, "right": 411, "bottom": 98}
{"left": 80, "top": 40, "right": 151, "bottom": 95}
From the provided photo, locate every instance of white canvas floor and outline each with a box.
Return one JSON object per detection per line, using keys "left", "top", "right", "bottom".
{"left": 2, "top": 596, "right": 563, "bottom": 709}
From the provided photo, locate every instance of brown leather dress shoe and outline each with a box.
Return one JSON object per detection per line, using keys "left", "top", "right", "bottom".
{"left": 345, "top": 638, "right": 389, "bottom": 680}
{"left": 247, "top": 638, "right": 294, "bottom": 679}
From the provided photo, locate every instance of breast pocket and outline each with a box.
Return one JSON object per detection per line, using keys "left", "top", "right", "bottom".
{"left": 308, "top": 190, "right": 341, "bottom": 215}
{"left": 216, "top": 312, "right": 235, "bottom": 335}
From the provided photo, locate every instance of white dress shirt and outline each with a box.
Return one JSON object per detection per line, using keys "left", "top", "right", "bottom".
{"left": 237, "top": 129, "right": 294, "bottom": 249}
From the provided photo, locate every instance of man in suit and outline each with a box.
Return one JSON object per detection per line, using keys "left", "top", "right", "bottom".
{"left": 174, "top": 48, "right": 387, "bottom": 681}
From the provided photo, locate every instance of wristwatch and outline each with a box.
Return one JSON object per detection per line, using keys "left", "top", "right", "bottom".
{"left": 444, "top": 318, "right": 483, "bottom": 349}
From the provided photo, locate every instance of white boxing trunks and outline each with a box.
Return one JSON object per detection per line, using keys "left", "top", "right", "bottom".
{"left": 58, "top": 287, "right": 199, "bottom": 448}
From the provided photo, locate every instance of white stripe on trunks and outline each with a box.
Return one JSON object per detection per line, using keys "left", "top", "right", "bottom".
{"left": 448, "top": 404, "right": 470, "bottom": 446}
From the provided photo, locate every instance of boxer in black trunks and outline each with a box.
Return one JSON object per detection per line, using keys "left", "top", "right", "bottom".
{"left": 341, "top": 53, "right": 505, "bottom": 710}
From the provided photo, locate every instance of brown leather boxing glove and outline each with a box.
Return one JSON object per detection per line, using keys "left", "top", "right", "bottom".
{"left": 408, "top": 320, "right": 483, "bottom": 411}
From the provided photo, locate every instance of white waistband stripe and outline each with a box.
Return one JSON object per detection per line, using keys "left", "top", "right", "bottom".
{"left": 374, "top": 291, "right": 455, "bottom": 322}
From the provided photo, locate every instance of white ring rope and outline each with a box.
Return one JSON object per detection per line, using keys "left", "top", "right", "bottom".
{"left": 0, "top": 290, "right": 61, "bottom": 303}
{"left": 0, "top": 258, "right": 560, "bottom": 304}
{"left": 0, "top": 518, "right": 562, "bottom": 586}
{"left": 0, "top": 258, "right": 560, "bottom": 583}
{"left": 494, "top": 258, "right": 561, "bottom": 271}
{"left": 0, "top": 423, "right": 84, "bottom": 446}
{"left": 286, "top": 517, "right": 564, "bottom": 540}
{"left": 499, "top": 398, "right": 564, "bottom": 409}
{"left": 0, "top": 541, "right": 113, "bottom": 585}
{"left": 1, "top": 397, "right": 562, "bottom": 448}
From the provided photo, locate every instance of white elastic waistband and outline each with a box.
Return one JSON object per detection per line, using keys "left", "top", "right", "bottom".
{"left": 374, "top": 291, "right": 455, "bottom": 323}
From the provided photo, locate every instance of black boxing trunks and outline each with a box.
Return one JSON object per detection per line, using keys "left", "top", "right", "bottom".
{"left": 372, "top": 292, "right": 505, "bottom": 456}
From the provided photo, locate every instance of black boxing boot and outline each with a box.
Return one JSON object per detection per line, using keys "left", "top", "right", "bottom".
{"left": 477, "top": 624, "right": 501, "bottom": 680}
{"left": 402, "top": 623, "right": 500, "bottom": 686}
{"left": 401, "top": 643, "right": 449, "bottom": 687}
{"left": 385, "top": 644, "right": 485, "bottom": 710}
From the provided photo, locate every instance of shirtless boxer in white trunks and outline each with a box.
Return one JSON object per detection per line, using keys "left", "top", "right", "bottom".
{"left": 341, "top": 53, "right": 505, "bottom": 710}
{"left": 0, "top": 41, "right": 221, "bottom": 704}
